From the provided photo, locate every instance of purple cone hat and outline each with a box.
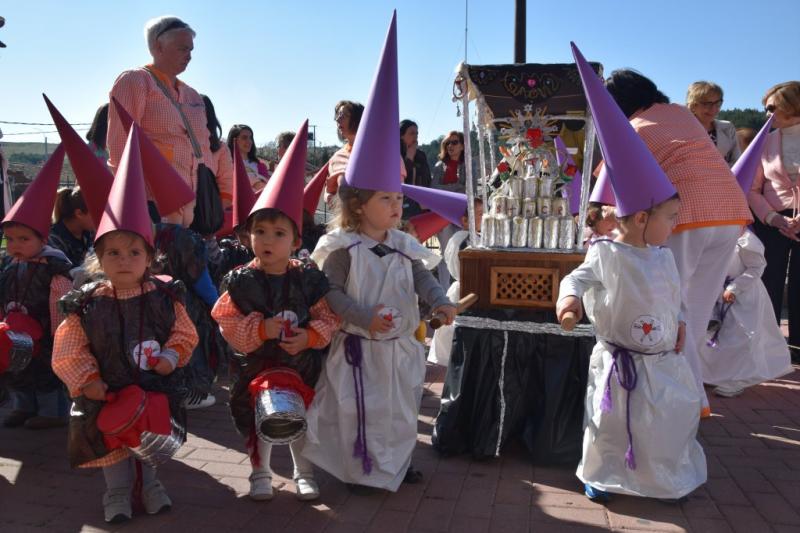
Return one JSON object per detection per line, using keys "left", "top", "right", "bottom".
{"left": 554, "top": 136, "right": 582, "bottom": 215}
{"left": 589, "top": 164, "right": 616, "bottom": 206}
{"left": 401, "top": 184, "right": 467, "bottom": 226}
{"left": 571, "top": 42, "right": 676, "bottom": 217}
{"left": 344, "top": 11, "right": 402, "bottom": 193}
{"left": 731, "top": 115, "right": 774, "bottom": 193}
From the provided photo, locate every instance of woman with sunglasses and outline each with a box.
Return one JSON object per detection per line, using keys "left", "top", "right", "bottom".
{"left": 686, "top": 81, "right": 740, "bottom": 166}
{"left": 227, "top": 124, "right": 270, "bottom": 193}
{"left": 748, "top": 81, "right": 800, "bottom": 363}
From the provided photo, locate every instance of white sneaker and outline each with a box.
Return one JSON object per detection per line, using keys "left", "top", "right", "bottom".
{"left": 142, "top": 480, "right": 172, "bottom": 515}
{"left": 249, "top": 472, "right": 273, "bottom": 501}
{"left": 184, "top": 391, "right": 216, "bottom": 410}
{"left": 295, "top": 476, "right": 320, "bottom": 501}
{"left": 102, "top": 488, "right": 132, "bottom": 523}
{"left": 714, "top": 386, "right": 744, "bottom": 398}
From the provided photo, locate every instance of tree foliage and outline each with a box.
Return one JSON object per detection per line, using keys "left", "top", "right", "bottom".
{"left": 717, "top": 108, "right": 767, "bottom": 131}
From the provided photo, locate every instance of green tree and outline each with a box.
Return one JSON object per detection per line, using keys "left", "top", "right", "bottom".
{"left": 717, "top": 108, "right": 767, "bottom": 130}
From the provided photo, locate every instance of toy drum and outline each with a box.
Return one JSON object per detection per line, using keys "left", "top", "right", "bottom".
{"left": 252, "top": 368, "right": 313, "bottom": 445}
{"left": 0, "top": 312, "right": 43, "bottom": 375}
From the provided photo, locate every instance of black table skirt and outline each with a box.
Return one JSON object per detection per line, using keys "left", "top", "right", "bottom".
{"left": 432, "top": 308, "right": 594, "bottom": 465}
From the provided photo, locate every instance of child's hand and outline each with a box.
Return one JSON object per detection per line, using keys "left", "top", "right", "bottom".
{"left": 369, "top": 305, "right": 393, "bottom": 336}
{"left": 556, "top": 296, "right": 583, "bottom": 324}
{"left": 279, "top": 327, "right": 309, "bottom": 355}
{"left": 153, "top": 357, "right": 175, "bottom": 376}
{"left": 675, "top": 321, "right": 686, "bottom": 353}
{"left": 722, "top": 290, "right": 736, "bottom": 304}
{"left": 82, "top": 379, "right": 108, "bottom": 401}
{"left": 262, "top": 316, "right": 285, "bottom": 340}
{"left": 431, "top": 304, "right": 457, "bottom": 326}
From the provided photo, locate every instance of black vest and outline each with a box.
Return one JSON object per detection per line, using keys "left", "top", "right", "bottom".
{"left": 48, "top": 221, "right": 91, "bottom": 267}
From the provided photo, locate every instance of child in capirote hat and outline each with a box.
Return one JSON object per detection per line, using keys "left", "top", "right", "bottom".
{"left": 52, "top": 127, "right": 198, "bottom": 524}
{"left": 1, "top": 146, "right": 73, "bottom": 430}
{"left": 211, "top": 121, "right": 339, "bottom": 502}
{"left": 556, "top": 43, "right": 706, "bottom": 503}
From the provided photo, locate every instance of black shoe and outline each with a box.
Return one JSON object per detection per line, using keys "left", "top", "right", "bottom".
{"left": 345, "top": 483, "right": 381, "bottom": 496}
{"left": 403, "top": 465, "right": 423, "bottom": 484}
{"left": 3, "top": 410, "right": 35, "bottom": 428}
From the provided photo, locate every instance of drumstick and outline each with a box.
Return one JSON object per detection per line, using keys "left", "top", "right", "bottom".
{"left": 429, "top": 293, "right": 478, "bottom": 330}
{"left": 561, "top": 311, "right": 578, "bottom": 332}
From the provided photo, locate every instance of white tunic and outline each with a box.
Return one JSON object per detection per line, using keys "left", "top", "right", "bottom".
{"left": 428, "top": 230, "right": 469, "bottom": 366}
{"left": 558, "top": 240, "right": 707, "bottom": 499}
{"left": 700, "top": 230, "right": 792, "bottom": 390}
{"left": 303, "top": 229, "right": 440, "bottom": 491}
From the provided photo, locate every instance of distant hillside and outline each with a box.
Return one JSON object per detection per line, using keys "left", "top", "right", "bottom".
{"left": 1, "top": 142, "right": 77, "bottom": 202}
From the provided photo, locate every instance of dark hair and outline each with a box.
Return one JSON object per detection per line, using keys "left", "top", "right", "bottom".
{"left": 201, "top": 95, "right": 222, "bottom": 153}
{"left": 86, "top": 103, "right": 109, "bottom": 150}
{"left": 276, "top": 131, "right": 296, "bottom": 151}
{"left": 334, "top": 100, "right": 364, "bottom": 141}
{"left": 227, "top": 124, "right": 258, "bottom": 163}
{"left": 53, "top": 187, "right": 87, "bottom": 223}
{"left": 95, "top": 230, "right": 154, "bottom": 259}
{"left": 438, "top": 131, "right": 465, "bottom": 163}
{"left": 400, "top": 119, "right": 417, "bottom": 157}
{"left": 585, "top": 202, "right": 605, "bottom": 229}
{"left": 605, "top": 69, "right": 670, "bottom": 118}
{"left": 246, "top": 208, "right": 300, "bottom": 240}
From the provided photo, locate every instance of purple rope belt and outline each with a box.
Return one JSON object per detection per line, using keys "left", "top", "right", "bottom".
{"left": 601, "top": 344, "right": 639, "bottom": 470}
{"left": 344, "top": 333, "right": 372, "bottom": 475}
{"left": 708, "top": 277, "right": 735, "bottom": 348}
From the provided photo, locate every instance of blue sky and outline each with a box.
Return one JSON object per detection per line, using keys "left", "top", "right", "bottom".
{"left": 0, "top": 0, "right": 795, "bottom": 147}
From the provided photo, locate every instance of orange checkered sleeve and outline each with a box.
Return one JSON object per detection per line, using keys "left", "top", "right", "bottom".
{"left": 211, "top": 291, "right": 265, "bottom": 354}
{"left": 52, "top": 314, "right": 99, "bottom": 398}
{"left": 212, "top": 142, "right": 234, "bottom": 208}
{"left": 167, "top": 301, "right": 199, "bottom": 366}
{"left": 307, "top": 297, "right": 339, "bottom": 349}
{"left": 49, "top": 274, "right": 73, "bottom": 336}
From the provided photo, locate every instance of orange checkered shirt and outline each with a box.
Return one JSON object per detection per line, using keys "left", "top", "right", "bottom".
{"left": 629, "top": 103, "right": 752, "bottom": 232}
{"left": 108, "top": 65, "right": 233, "bottom": 224}
{"left": 211, "top": 261, "right": 339, "bottom": 354}
{"left": 51, "top": 280, "right": 198, "bottom": 468}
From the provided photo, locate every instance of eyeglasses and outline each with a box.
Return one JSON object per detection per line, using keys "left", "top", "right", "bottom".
{"left": 765, "top": 104, "right": 777, "bottom": 114}
{"left": 697, "top": 99, "right": 723, "bottom": 109}
{"left": 334, "top": 110, "right": 350, "bottom": 122}
{"left": 446, "top": 140, "right": 461, "bottom": 146}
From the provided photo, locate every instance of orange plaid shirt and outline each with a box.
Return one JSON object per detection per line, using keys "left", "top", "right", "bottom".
{"left": 629, "top": 104, "right": 751, "bottom": 232}
{"left": 211, "top": 262, "right": 339, "bottom": 354}
{"left": 52, "top": 280, "right": 198, "bottom": 468}
{"left": 108, "top": 65, "right": 233, "bottom": 223}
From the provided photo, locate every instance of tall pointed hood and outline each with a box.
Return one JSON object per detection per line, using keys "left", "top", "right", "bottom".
{"left": 110, "top": 97, "right": 195, "bottom": 216}
{"left": 248, "top": 120, "right": 308, "bottom": 233}
{"left": 232, "top": 144, "right": 258, "bottom": 229}
{"left": 554, "top": 136, "right": 582, "bottom": 215}
{"left": 303, "top": 164, "right": 329, "bottom": 215}
{"left": 43, "top": 94, "right": 114, "bottom": 227}
{"left": 731, "top": 116, "right": 774, "bottom": 193}
{"left": 95, "top": 124, "right": 153, "bottom": 247}
{"left": 3, "top": 145, "right": 65, "bottom": 239}
{"left": 571, "top": 42, "right": 676, "bottom": 217}
{"left": 401, "top": 184, "right": 467, "bottom": 226}
{"left": 409, "top": 211, "right": 451, "bottom": 242}
{"left": 344, "top": 11, "right": 402, "bottom": 193}
{"left": 589, "top": 164, "right": 616, "bottom": 206}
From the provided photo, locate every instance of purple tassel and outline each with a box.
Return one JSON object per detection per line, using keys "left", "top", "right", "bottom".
{"left": 608, "top": 345, "right": 639, "bottom": 471}
{"left": 600, "top": 380, "right": 613, "bottom": 413}
{"left": 345, "top": 333, "right": 372, "bottom": 475}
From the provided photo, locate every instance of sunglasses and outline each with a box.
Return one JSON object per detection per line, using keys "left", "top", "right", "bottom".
{"left": 446, "top": 140, "right": 461, "bottom": 146}
{"left": 765, "top": 104, "right": 777, "bottom": 114}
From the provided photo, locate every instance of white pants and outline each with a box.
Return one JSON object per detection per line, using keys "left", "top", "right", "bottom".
{"left": 253, "top": 436, "right": 314, "bottom": 481}
{"left": 667, "top": 225, "right": 741, "bottom": 408}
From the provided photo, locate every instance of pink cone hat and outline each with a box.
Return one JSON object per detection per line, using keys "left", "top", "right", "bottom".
{"left": 589, "top": 164, "right": 616, "bottom": 206}
{"left": 95, "top": 124, "right": 154, "bottom": 247}
{"left": 304, "top": 164, "right": 329, "bottom": 215}
{"left": 571, "top": 42, "right": 676, "bottom": 217}
{"left": 2, "top": 145, "right": 65, "bottom": 239}
{"left": 344, "top": 11, "right": 402, "bottom": 193}
{"left": 110, "top": 97, "right": 195, "bottom": 216}
{"left": 732, "top": 115, "right": 774, "bottom": 193}
{"left": 554, "top": 136, "right": 582, "bottom": 215}
{"left": 249, "top": 120, "right": 308, "bottom": 233}
{"left": 401, "top": 184, "right": 467, "bottom": 226}
{"left": 43, "top": 94, "right": 114, "bottom": 227}
{"left": 409, "top": 211, "right": 450, "bottom": 242}
{"left": 232, "top": 145, "right": 258, "bottom": 229}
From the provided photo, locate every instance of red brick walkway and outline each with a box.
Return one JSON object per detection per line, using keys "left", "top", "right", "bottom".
{"left": 2, "top": 362, "right": 799, "bottom": 533}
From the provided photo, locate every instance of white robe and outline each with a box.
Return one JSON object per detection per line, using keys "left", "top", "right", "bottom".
{"left": 700, "top": 230, "right": 792, "bottom": 391}
{"left": 558, "top": 241, "right": 706, "bottom": 499}
{"left": 302, "top": 229, "right": 440, "bottom": 491}
{"left": 428, "top": 230, "right": 469, "bottom": 366}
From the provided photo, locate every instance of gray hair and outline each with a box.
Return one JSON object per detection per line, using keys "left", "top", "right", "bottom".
{"left": 144, "top": 16, "right": 195, "bottom": 55}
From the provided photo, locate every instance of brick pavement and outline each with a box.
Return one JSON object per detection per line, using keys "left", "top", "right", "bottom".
{"left": 1, "top": 362, "right": 799, "bottom": 533}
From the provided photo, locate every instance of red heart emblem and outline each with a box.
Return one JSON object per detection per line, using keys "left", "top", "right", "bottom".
{"left": 642, "top": 322, "right": 653, "bottom": 335}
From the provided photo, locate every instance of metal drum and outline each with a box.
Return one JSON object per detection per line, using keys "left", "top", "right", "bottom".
{"left": 131, "top": 418, "right": 186, "bottom": 468}
{"left": 1, "top": 330, "right": 35, "bottom": 374}
{"left": 528, "top": 217, "right": 544, "bottom": 248}
{"left": 493, "top": 216, "right": 511, "bottom": 248}
{"left": 522, "top": 198, "right": 537, "bottom": 218}
{"left": 558, "top": 216, "right": 577, "bottom": 250}
{"left": 255, "top": 383, "right": 307, "bottom": 445}
{"left": 536, "top": 197, "right": 552, "bottom": 217}
{"left": 507, "top": 197, "right": 521, "bottom": 218}
{"left": 543, "top": 216, "right": 560, "bottom": 249}
{"left": 538, "top": 176, "right": 555, "bottom": 198}
{"left": 508, "top": 177, "right": 524, "bottom": 200}
{"left": 492, "top": 195, "right": 508, "bottom": 217}
{"left": 511, "top": 216, "right": 528, "bottom": 247}
{"left": 552, "top": 197, "right": 568, "bottom": 217}
{"left": 523, "top": 177, "right": 538, "bottom": 199}
{"left": 481, "top": 214, "right": 495, "bottom": 247}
